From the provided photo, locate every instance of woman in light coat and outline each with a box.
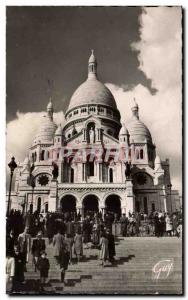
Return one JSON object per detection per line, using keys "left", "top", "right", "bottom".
{"left": 74, "top": 229, "right": 83, "bottom": 262}
{"left": 99, "top": 232, "right": 109, "bottom": 267}
{"left": 166, "top": 214, "right": 173, "bottom": 236}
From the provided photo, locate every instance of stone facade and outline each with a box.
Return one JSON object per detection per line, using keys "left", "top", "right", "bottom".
{"left": 7, "top": 51, "right": 180, "bottom": 216}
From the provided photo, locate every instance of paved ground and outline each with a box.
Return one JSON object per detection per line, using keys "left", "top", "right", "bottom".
{"left": 12, "top": 236, "right": 183, "bottom": 295}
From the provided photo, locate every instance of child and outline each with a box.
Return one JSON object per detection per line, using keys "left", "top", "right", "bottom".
{"left": 37, "top": 251, "right": 50, "bottom": 289}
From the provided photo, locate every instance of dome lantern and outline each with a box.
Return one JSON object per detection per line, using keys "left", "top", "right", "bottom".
{"left": 47, "top": 98, "right": 54, "bottom": 121}
{"left": 88, "top": 49, "right": 97, "bottom": 80}
{"left": 131, "top": 98, "right": 139, "bottom": 119}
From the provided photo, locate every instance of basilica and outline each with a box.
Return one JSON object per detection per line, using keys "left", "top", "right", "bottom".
{"left": 9, "top": 51, "right": 180, "bottom": 217}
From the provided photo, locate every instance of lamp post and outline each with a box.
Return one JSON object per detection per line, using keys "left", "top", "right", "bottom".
{"left": 30, "top": 176, "right": 35, "bottom": 214}
{"left": 7, "top": 157, "right": 17, "bottom": 217}
{"left": 167, "top": 183, "right": 172, "bottom": 213}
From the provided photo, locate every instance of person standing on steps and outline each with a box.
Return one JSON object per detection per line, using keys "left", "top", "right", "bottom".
{"left": 6, "top": 250, "right": 15, "bottom": 294}
{"left": 74, "top": 228, "right": 83, "bottom": 263}
{"left": 17, "top": 226, "right": 31, "bottom": 271}
{"left": 37, "top": 251, "right": 50, "bottom": 291}
{"left": 99, "top": 231, "right": 109, "bottom": 267}
{"left": 52, "top": 229, "right": 65, "bottom": 266}
{"left": 12, "top": 244, "right": 25, "bottom": 292}
{"left": 65, "top": 233, "right": 74, "bottom": 265}
{"left": 31, "top": 231, "right": 46, "bottom": 272}
{"left": 106, "top": 229, "right": 116, "bottom": 264}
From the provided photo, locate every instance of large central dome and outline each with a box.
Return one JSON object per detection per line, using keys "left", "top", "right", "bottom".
{"left": 67, "top": 50, "right": 117, "bottom": 112}
{"left": 68, "top": 78, "right": 117, "bottom": 111}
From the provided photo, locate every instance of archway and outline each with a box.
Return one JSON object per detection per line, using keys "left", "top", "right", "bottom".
{"left": 105, "top": 194, "right": 121, "bottom": 219}
{"left": 60, "top": 195, "right": 77, "bottom": 214}
{"left": 83, "top": 194, "right": 99, "bottom": 217}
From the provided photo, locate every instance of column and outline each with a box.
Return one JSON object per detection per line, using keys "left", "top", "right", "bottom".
{"left": 48, "top": 180, "right": 58, "bottom": 212}
{"left": 125, "top": 179, "right": 135, "bottom": 215}
{"left": 83, "top": 129, "right": 87, "bottom": 142}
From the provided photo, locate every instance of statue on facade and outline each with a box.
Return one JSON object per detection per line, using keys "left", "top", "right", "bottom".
{"left": 52, "top": 162, "right": 59, "bottom": 179}
{"left": 89, "top": 127, "right": 95, "bottom": 144}
{"left": 125, "top": 161, "right": 132, "bottom": 179}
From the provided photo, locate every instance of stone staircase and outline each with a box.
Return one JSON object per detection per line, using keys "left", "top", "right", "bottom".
{"left": 22, "top": 237, "right": 182, "bottom": 295}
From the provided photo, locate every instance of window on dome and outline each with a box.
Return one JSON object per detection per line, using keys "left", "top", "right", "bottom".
{"left": 107, "top": 109, "right": 112, "bottom": 116}
{"left": 140, "top": 149, "right": 144, "bottom": 159}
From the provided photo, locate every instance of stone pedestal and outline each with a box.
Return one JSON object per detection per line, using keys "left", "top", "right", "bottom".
{"left": 48, "top": 180, "right": 58, "bottom": 212}
{"left": 125, "top": 179, "right": 135, "bottom": 215}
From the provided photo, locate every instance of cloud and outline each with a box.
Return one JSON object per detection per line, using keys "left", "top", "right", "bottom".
{"left": 106, "top": 7, "right": 182, "bottom": 193}
{"left": 6, "top": 111, "right": 65, "bottom": 164}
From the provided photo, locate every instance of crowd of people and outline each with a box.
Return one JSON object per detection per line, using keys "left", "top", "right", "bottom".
{"left": 6, "top": 208, "right": 182, "bottom": 293}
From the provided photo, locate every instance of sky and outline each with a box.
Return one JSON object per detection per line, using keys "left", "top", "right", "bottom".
{"left": 6, "top": 6, "right": 182, "bottom": 194}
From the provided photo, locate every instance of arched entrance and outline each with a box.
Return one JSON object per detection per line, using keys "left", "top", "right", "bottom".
{"left": 83, "top": 194, "right": 99, "bottom": 217}
{"left": 105, "top": 194, "right": 121, "bottom": 219}
{"left": 60, "top": 195, "right": 76, "bottom": 214}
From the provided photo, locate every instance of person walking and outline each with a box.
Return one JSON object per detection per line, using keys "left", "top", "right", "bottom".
{"left": 17, "top": 226, "right": 31, "bottom": 271}
{"left": 165, "top": 213, "right": 173, "bottom": 236}
{"left": 74, "top": 229, "right": 83, "bottom": 263}
{"left": 12, "top": 245, "right": 25, "bottom": 292}
{"left": 6, "top": 250, "right": 15, "bottom": 294}
{"left": 31, "top": 231, "right": 46, "bottom": 272}
{"left": 99, "top": 232, "right": 109, "bottom": 267}
{"left": 37, "top": 251, "right": 50, "bottom": 290}
{"left": 52, "top": 229, "right": 65, "bottom": 266}
{"left": 6, "top": 230, "right": 16, "bottom": 256}
{"left": 65, "top": 233, "right": 74, "bottom": 264}
{"left": 106, "top": 229, "right": 115, "bottom": 263}
{"left": 120, "top": 214, "right": 128, "bottom": 237}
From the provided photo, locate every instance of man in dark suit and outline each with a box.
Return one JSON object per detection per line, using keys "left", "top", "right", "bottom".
{"left": 31, "top": 231, "right": 46, "bottom": 271}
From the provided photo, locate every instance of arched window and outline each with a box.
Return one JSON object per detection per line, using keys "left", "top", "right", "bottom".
{"left": 41, "top": 150, "right": 45, "bottom": 161}
{"left": 34, "top": 152, "right": 37, "bottom": 162}
{"left": 140, "top": 149, "right": 144, "bottom": 159}
{"left": 109, "top": 168, "right": 113, "bottom": 183}
{"left": 37, "top": 197, "right": 41, "bottom": 212}
{"left": 89, "top": 161, "right": 94, "bottom": 176}
{"left": 70, "top": 168, "right": 74, "bottom": 183}
{"left": 136, "top": 149, "right": 139, "bottom": 159}
{"left": 29, "top": 204, "right": 33, "bottom": 214}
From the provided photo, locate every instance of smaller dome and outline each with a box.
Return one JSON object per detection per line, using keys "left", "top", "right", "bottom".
{"left": 55, "top": 124, "right": 62, "bottom": 136}
{"left": 119, "top": 123, "right": 128, "bottom": 135}
{"left": 88, "top": 49, "right": 96, "bottom": 63}
{"left": 127, "top": 102, "right": 152, "bottom": 144}
{"left": 33, "top": 115, "right": 57, "bottom": 144}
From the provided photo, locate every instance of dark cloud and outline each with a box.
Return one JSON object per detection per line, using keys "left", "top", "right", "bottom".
{"left": 6, "top": 6, "right": 153, "bottom": 122}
